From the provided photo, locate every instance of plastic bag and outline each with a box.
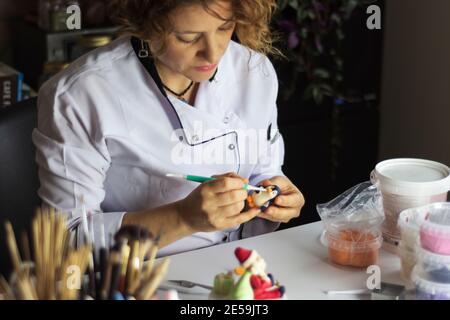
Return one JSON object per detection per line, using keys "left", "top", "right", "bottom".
{"left": 316, "top": 181, "right": 385, "bottom": 231}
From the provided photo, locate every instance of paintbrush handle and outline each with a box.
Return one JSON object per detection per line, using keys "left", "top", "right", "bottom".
{"left": 185, "top": 175, "right": 215, "bottom": 183}
{"left": 184, "top": 175, "right": 263, "bottom": 191}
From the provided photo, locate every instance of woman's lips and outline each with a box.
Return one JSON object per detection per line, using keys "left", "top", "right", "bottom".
{"left": 194, "top": 64, "right": 217, "bottom": 72}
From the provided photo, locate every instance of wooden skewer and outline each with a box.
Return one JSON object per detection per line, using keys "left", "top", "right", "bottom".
{"left": 4, "top": 221, "right": 22, "bottom": 275}
{"left": 119, "top": 243, "right": 130, "bottom": 277}
{"left": 20, "top": 230, "right": 31, "bottom": 262}
{"left": 32, "top": 211, "right": 41, "bottom": 298}
{"left": 136, "top": 239, "right": 151, "bottom": 285}
{"left": 16, "top": 269, "right": 38, "bottom": 300}
{"left": 60, "top": 246, "right": 91, "bottom": 300}
{"left": 137, "top": 258, "right": 170, "bottom": 300}
{"left": 0, "top": 275, "right": 15, "bottom": 300}
{"left": 129, "top": 240, "right": 144, "bottom": 295}
{"left": 125, "top": 240, "right": 138, "bottom": 295}
{"left": 17, "top": 277, "right": 36, "bottom": 300}
{"left": 142, "top": 244, "right": 159, "bottom": 280}
{"left": 3, "top": 206, "right": 170, "bottom": 301}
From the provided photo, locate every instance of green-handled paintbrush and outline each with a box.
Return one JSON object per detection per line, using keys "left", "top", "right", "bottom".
{"left": 166, "top": 174, "right": 266, "bottom": 192}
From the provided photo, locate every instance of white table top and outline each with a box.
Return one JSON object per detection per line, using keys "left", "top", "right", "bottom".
{"left": 161, "top": 221, "right": 406, "bottom": 300}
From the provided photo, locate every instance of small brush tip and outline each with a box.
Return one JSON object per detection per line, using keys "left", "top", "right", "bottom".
{"left": 166, "top": 173, "right": 183, "bottom": 178}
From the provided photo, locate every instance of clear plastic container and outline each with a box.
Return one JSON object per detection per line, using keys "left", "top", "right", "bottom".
{"left": 326, "top": 228, "right": 382, "bottom": 268}
{"left": 412, "top": 265, "right": 450, "bottom": 300}
{"left": 397, "top": 206, "right": 428, "bottom": 250}
{"left": 417, "top": 247, "right": 450, "bottom": 283}
{"left": 398, "top": 241, "right": 417, "bottom": 281}
{"left": 419, "top": 203, "right": 450, "bottom": 255}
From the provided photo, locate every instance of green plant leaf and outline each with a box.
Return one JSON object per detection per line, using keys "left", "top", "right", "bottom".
{"left": 297, "top": 8, "right": 308, "bottom": 22}
{"left": 301, "top": 28, "right": 308, "bottom": 39}
{"left": 330, "top": 13, "right": 341, "bottom": 25}
{"left": 344, "top": 0, "right": 359, "bottom": 19}
{"left": 288, "top": 0, "right": 299, "bottom": 9}
{"left": 312, "top": 86, "right": 324, "bottom": 105}
{"left": 319, "top": 83, "right": 334, "bottom": 95}
{"left": 313, "top": 68, "right": 330, "bottom": 79}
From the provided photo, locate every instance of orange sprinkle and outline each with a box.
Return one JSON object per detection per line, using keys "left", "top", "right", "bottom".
{"left": 327, "top": 229, "right": 380, "bottom": 268}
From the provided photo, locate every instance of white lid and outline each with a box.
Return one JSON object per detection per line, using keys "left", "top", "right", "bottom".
{"left": 371, "top": 158, "right": 450, "bottom": 196}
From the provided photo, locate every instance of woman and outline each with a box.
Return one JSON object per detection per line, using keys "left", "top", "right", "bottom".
{"left": 32, "top": 0, "right": 305, "bottom": 256}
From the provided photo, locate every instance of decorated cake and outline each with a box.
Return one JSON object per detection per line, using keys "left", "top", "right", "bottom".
{"left": 211, "top": 247, "right": 285, "bottom": 300}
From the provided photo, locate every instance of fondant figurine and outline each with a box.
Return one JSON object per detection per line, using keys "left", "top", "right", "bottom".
{"left": 227, "top": 271, "right": 254, "bottom": 300}
{"left": 211, "top": 247, "right": 286, "bottom": 300}
{"left": 234, "top": 247, "right": 285, "bottom": 299}
{"left": 213, "top": 272, "right": 234, "bottom": 296}
{"left": 245, "top": 185, "right": 281, "bottom": 211}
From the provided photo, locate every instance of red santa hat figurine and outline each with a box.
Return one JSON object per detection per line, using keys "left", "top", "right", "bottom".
{"left": 234, "top": 247, "right": 285, "bottom": 299}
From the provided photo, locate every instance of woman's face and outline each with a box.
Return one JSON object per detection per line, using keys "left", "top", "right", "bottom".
{"left": 152, "top": 1, "right": 235, "bottom": 82}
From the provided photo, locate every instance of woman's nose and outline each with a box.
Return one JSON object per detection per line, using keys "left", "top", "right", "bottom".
{"left": 199, "top": 38, "right": 220, "bottom": 64}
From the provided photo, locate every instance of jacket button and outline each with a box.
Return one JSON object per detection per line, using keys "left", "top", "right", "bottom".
{"left": 228, "top": 144, "right": 235, "bottom": 150}
{"left": 192, "top": 135, "right": 199, "bottom": 142}
{"left": 223, "top": 116, "right": 230, "bottom": 124}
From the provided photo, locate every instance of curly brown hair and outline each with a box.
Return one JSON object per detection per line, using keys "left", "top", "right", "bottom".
{"left": 108, "top": 0, "right": 280, "bottom": 57}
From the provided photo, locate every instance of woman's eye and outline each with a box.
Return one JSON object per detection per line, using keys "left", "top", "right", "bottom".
{"left": 177, "top": 36, "right": 201, "bottom": 44}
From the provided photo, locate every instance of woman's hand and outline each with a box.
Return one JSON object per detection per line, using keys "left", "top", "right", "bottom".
{"left": 257, "top": 176, "right": 305, "bottom": 223}
{"left": 177, "top": 172, "right": 261, "bottom": 233}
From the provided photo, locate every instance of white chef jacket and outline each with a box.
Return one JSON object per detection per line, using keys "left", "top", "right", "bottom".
{"left": 32, "top": 35, "right": 285, "bottom": 256}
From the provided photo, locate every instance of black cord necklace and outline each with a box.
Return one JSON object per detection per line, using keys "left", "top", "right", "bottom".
{"left": 161, "top": 80, "right": 194, "bottom": 102}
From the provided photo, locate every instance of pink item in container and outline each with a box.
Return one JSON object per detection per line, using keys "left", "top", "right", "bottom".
{"left": 420, "top": 203, "right": 450, "bottom": 255}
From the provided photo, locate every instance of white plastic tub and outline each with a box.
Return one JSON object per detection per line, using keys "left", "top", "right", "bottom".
{"left": 412, "top": 266, "right": 450, "bottom": 300}
{"left": 371, "top": 158, "right": 450, "bottom": 245}
{"left": 417, "top": 246, "right": 450, "bottom": 283}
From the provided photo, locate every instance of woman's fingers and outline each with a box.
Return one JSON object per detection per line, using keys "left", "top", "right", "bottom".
{"left": 222, "top": 172, "right": 249, "bottom": 184}
{"left": 227, "top": 208, "right": 261, "bottom": 225}
{"left": 215, "top": 189, "right": 248, "bottom": 207}
{"left": 274, "top": 193, "right": 305, "bottom": 208}
{"left": 207, "top": 176, "right": 246, "bottom": 193}
{"left": 258, "top": 206, "right": 300, "bottom": 223}
{"left": 218, "top": 201, "right": 246, "bottom": 217}
{"left": 259, "top": 176, "right": 293, "bottom": 192}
